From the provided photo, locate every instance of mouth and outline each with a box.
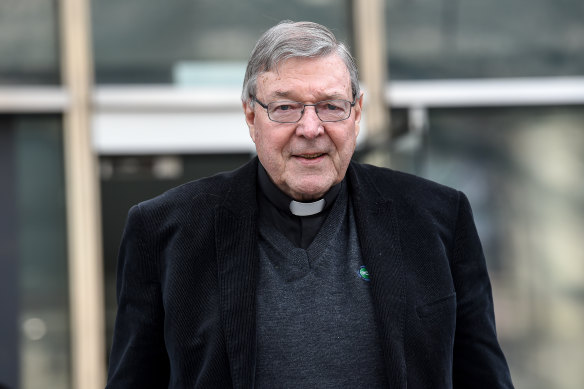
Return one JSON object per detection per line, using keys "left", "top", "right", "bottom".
{"left": 297, "top": 153, "right": 325, "bottom": 159}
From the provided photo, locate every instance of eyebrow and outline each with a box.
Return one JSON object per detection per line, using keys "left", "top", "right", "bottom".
{"left": 268, "top": 90, "right": 349, "bottom": 101}
{"left": 271, "top": 90, "right": 293, "bottom": 99}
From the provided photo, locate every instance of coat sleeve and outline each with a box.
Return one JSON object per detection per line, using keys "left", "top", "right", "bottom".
{"left": 451, "top": 192, "right": 514, "bottom": 388}
{"left": 106, "top": 204, "right": 170, "bottom": 388}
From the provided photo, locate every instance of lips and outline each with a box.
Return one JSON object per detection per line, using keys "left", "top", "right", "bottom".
{"left": 299, "top": 153, "right": 325, "bottom": 159}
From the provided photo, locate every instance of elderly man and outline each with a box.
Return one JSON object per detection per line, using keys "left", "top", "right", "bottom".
{"left": 106, "top": 21, "right": 514, "bottom": 388}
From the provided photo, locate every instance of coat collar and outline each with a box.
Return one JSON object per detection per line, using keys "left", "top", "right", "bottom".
{"left": 347, "top": 162, "right": 407, "bottom": 388}
{"left": 215, "top": 158, "right": 406, "bottom": 388}
{"left": 215, "top": 158, "right": 259, "bottom": 389}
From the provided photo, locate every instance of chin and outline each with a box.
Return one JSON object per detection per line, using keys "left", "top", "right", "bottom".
{"left": 289, "top": 182, "right": 332, "bottom": 201}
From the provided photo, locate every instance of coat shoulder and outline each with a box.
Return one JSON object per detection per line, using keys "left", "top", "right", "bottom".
{"left": 136, "top": 158, "right": 257, "bottom": 218}
{"left": 350, "top": 162, "right": 460, "bottom": 211}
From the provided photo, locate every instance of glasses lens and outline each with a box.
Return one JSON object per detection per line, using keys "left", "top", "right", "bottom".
{"left": 316, "top": 100, "right": 351, "bottom": 122}
{"left": 265, "top": 100, "right": 352, "bottom": 123}
{"left": 267, "top": 101, "right": 304, "bottom": 122}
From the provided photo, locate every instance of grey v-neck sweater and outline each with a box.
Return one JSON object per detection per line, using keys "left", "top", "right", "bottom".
{"left": 255, "top": 187, "right": 388, "bottom": 388}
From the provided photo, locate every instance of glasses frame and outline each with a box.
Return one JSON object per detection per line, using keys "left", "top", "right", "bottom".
{"left": 252, "top": 96, "right": 357, "bottom": 123}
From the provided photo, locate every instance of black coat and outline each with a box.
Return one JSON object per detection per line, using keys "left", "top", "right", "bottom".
{"left": 106, "top": 158, "right": 514, "bottom": 388}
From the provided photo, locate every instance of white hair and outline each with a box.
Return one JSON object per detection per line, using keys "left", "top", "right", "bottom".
{"left": 241, "top": 20, "right": 360, "bottom": 103}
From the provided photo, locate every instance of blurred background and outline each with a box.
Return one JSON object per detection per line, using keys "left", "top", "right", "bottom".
{"left": 1, "top": 0, "right": 583, "bottom": 388}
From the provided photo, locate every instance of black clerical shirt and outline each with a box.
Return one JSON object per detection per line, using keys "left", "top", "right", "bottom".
{"left": 256, "top": 163, "right": 344, "bottom": 249}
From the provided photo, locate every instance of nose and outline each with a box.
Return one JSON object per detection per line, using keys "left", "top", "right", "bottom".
{"left": 296, "top": 105, "right": 323, "bottom": 139}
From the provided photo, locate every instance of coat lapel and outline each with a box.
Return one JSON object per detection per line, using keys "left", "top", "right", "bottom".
{"left": 348, "top": 163, "right": 407, "bottom": 388}
{"left": 215, "top": 159, "right": 259, "bottom": 389}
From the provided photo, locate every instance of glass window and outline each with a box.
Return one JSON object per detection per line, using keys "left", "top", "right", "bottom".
{"left": 388, "top": 106, "right": 584, "bottom": 389}
{"left": 0, "top": 1, "right": 61, "bottom": 85}
{"left": 91, "top": 0, "right": 352, "bottom": 84}
{"left": 385, "top": 0, "right": 584, "bottom": 79}
{"left": 0, "top": 115, "right": 70, "bottom": 389}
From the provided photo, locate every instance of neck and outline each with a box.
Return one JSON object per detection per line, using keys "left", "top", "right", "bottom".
{"left": 257, "top": 163, "right": 342, "bottom": 216}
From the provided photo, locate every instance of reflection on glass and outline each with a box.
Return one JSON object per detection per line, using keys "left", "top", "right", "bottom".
{"left": 11, "top": 116, "right": 70, "bottom": 388}
{"left": 0, "top": 1, "right": 60, "bottom": 84}
{"left": 390, "top": 106, "right": 584, "bottom": 389}
{"left": 91, "top": 0, "right": 351, "bottom": 84}
{"left": 385, "top": 0, "right": 584, "bottom": 79}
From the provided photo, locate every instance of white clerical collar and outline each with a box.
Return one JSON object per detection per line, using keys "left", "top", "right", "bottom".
{"left": 257, "top": 162, "right": 341, "bottom": 217}
{"left": 289, "top": 198, "right": 326, "bottom": 216}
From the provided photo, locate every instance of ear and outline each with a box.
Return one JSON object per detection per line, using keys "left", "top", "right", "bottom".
{"left": 243, "top": 100, "right": 257, "bottom": 143}
{"left": 353, "top": 92, "right": 364, "bottom": 137}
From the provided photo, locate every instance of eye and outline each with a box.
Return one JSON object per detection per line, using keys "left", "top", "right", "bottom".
{"left": 271, "top": 102, "right": 301, "bottom": 112}
{"left": 321, "top": 101, "right": 344, "bottom": 111}
{"left": 277, "top": 104, "right": 292, "bottom": 111}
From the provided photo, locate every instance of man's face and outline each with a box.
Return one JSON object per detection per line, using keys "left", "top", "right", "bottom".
{"left": 243, "top": 54, "right": 363, "bottom": 201}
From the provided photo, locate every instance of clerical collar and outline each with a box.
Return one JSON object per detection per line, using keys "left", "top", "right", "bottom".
{"left": 289, "top": 198, "right": 325, "bottom": 216}
{"left": 257, "top": 163, "right": 342, "bottom": 217}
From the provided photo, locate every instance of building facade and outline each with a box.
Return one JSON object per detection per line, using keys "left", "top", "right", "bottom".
{"left": 1, "top": 1, "right": 584, "bottom": 388}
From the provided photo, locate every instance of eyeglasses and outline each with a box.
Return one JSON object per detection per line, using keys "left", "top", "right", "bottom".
{"left": 252, "top": 96, "right": 356, "bottom": 123}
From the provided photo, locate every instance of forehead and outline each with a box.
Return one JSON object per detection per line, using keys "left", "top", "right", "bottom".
{"left": 257, "top": 55, "right": 352, "bottom": 100}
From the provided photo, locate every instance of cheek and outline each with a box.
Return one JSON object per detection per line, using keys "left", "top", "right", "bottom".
{"left": 331, "top": 128, "right": 357, "bottom": 156}
{"left": 261, "top": 131, "right": 290, "bottom": 154}
{"left": 255, "top": 131, "right": 289, "bottom": 167}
